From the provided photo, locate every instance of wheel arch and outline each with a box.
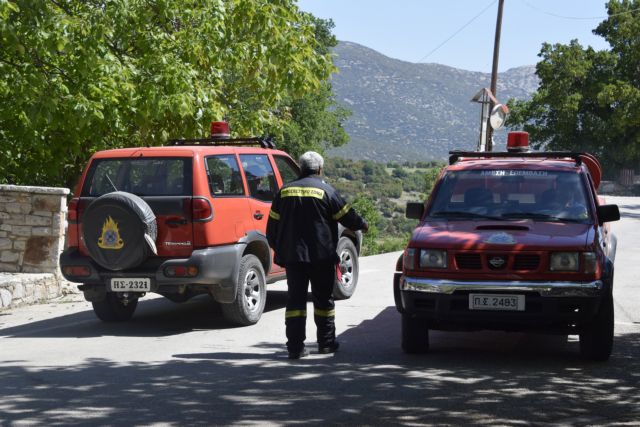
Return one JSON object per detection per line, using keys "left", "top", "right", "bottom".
{"left": 240, "top": 231, "right": 272, "bottom": 274}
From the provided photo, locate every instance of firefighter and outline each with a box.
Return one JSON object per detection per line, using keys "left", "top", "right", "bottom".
{"left": 267, "top": 151, "right": 368, "bottom": 359}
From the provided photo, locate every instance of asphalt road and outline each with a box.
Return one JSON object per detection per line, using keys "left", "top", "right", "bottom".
{"left": 1, "top": 196, "right": 639, "bottom": 426}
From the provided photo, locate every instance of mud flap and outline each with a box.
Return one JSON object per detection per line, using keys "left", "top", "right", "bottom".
{"left": 81, "top": 286, "right": 107, "bottom": 302}
{"left": 209, "top": 282, "right": 236, "bottom": 304}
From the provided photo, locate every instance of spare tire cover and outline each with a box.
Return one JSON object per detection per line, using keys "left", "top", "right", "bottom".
{"left": 82, "top": 191, "right": 157, "bottom": 271}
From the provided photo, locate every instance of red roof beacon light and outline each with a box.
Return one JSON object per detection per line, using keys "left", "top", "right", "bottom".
{"left": 507, "top": 131, "right": 529, "bottom": 152}
{"left": 210, "top": 121, "right": 231, "bottom": 139}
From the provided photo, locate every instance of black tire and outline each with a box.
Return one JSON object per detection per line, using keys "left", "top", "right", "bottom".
{"left": 91, "top": 293, "right": 138, "bottom": 322}
{"left": 401, "top": 313, "right": 430, "bottom": 354}
{"left": 221, "top": 254, "right": 266, "bottom": 326}
{"left": 82, "top": 191, "right": 157, "bottom": 271}
{"left": 333, "top": 237, "right": 359, "bottom": 300}
{"left": 579, "top": 295, "right": 614, "bottom": 361}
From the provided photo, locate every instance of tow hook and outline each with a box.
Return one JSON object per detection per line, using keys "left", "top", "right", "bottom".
{"left": 120, "top": 292, "right": 144, "bottom": 305}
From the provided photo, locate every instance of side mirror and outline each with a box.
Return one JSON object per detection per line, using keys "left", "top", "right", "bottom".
{"left": 406, "top": 202, "right": 425, "bottom": 220}
{"left": 597, "top": 204, "right": 620, "bottom": 224}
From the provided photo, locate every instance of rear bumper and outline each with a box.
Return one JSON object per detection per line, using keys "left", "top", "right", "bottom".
{"left": 60, "top": 246, "right": 242, "bottom": 290}
{"left": 395, "top": 274, "right": 608, "bottom": 333}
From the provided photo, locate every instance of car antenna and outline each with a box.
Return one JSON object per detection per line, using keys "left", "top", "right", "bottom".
{"left": 106, "top": 175, "right": 118, "bottom": 192}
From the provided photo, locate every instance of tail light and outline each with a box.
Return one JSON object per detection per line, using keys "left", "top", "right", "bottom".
{"left": 67, "top": 198, "right": 79, "bottom": 223}
{"left": 62, "top": 265, "right": 91, "bottom": 277}
{"left": 192, "top": 197, "right": 213, "bottom": 222}
{"left": 164, "top": 265, "right": 199, "bottom": 277}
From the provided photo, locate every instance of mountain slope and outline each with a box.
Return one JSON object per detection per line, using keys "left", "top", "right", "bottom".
{"left": 328, "top": 41, "right": 539, "bottom": 162}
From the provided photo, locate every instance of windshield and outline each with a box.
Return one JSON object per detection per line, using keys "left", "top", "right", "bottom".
{"left": 83, "top": 157, "right": 193, "bottom": 197}
{"left": 427, "top": 169, "right": 591, "bottom": 222}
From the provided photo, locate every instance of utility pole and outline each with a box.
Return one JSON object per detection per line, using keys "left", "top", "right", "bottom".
{"left": 485, "top": 0, "right": 505, "bottom": 151}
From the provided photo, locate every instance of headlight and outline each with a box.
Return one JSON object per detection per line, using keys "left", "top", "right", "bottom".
{"left": 550, "top": 252, "right": 579, "bottom": 271}
{"left": 403, "top": 248, "right": 416, "bottom": 270}
{"left": 419, "top": 249, "right": 447, "bottom": 269}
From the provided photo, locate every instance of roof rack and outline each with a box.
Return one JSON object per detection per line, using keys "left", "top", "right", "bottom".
{"left": 167, "top": 136, "right": 276, "bottom": 149}
{"left": 448, "top": 151, "right": 583, "bottom": 166}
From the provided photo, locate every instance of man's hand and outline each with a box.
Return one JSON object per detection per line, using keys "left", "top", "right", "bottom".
{"left": 361, "top": 221, "right": 369, "bottom": 233}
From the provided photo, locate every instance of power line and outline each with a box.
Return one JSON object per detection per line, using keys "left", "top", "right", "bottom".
{"left": 416, "top": 0, "right": 497, "bottom": 63}
{"left": 520, "top": 0, "right": 640, "bottom": 20}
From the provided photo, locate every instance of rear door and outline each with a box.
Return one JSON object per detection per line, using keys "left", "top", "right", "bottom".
{"left": 82, "top": 155, "right": 194, "bottom": 257}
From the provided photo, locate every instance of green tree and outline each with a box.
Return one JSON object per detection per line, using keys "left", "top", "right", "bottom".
{"left": 351, "top": 194, "right": 380, "bottom": 255}
{"left": 0, "top": 0, "right": 335, "bottom": 188}
{"left": 507, "top": 0, "right": 640, "bottom": 177}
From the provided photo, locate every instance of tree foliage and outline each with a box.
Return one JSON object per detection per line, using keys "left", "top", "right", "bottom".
{"left": 507, "top": 0, "right": 640, "bottom": 175}
{"left": 0, "top": 0, "right": 337, "bottom": 188}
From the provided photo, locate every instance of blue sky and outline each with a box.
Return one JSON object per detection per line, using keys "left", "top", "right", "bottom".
{"left": 297, "top": 0, "right": 612, "bottom": 72}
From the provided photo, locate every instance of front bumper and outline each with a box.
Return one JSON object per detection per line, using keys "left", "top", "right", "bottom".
{"left": 402, "top": 276, "right": 604, "bottom": 297}
{"left": 395, "top": 274, "right": 607, "bottom": 333}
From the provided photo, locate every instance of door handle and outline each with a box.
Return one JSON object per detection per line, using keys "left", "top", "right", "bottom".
{"left": 165, "top": 218, "right": 188, "bottom": 227}
{"left": 254, "top": 212, "right": 264, "bottom": 220}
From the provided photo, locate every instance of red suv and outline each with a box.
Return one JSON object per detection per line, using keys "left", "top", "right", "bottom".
{"left": 394, "top": 132, "right": 620, "bottom": 360}
{"left": 60, "top": 123, "right": 361, "bottom": 325}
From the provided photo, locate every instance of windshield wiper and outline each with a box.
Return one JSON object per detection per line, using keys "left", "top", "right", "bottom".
{"left": 500, "top": 212, "right": 584, "bottom": 223}
{"left": 430, "top": 211, "right": 503, "bottom": 221}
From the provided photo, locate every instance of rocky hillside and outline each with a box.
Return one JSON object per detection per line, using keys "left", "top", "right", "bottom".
{"left": 328, "top": 41, "right": 539, "bottom": 162}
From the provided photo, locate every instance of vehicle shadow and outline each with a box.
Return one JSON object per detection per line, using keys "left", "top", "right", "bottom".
{"left": 2, "top": 306, "right": 638, "bottom": 426}
{"left": 0, "top": 290, "right": 290, "bottom": 339}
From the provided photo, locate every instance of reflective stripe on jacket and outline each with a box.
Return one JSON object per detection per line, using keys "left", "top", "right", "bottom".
{"left": 266, "top": 175, "right": 366, "bottom": 265}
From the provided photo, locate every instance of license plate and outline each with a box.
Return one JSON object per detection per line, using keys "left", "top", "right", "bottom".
{"left": 469, "top": 293, "right": 525, "bottom": 311}
{"left": 110, "top": 278, "right": 151, "bottom": 292}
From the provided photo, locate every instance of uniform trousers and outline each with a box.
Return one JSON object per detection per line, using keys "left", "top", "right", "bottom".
{"left": 284, "top": 261, "right": 336, "bottom": 353}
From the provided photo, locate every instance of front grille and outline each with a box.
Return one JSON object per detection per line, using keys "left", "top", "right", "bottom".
{"left": 454, "top": 252, "right": 542, "bottom": 272}
{"left": 513, "top": 254, "right": 540, "bottom": 270}
{"left": 456, "top": 253, "right": 482, "bottom": 269}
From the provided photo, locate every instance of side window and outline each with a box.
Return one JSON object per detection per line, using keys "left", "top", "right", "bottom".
{"left": 273, "top": 155, "right": 300, "bottom": 186}
{"left": 240, "top": 154, "right": 277, "bottom": 202}
{"left": 206, "top": 155, "right": 244, "bottom": 196}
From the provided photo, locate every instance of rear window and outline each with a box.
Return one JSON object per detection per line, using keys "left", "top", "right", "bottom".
{"left": 82, "top": 157, "right": 193, "bottom": 197}
{"left": 427, "top": 170, "right": 591, "bottom": 222}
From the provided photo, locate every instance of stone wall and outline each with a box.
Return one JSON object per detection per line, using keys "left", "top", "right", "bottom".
{"left": 0, "top": 185, "right": 70, "bottom": 309}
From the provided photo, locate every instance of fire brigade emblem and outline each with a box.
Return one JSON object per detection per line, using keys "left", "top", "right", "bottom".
{"left": 98, "top": 216, "right": 124, "bottom": 249}
{"left": 484, "top": 232, "right": 516, "bottom": 245}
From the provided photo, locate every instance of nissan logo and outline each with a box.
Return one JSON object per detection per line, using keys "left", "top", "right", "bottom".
{"left": 489, "top": 256, "right": 506, "bottom": 268}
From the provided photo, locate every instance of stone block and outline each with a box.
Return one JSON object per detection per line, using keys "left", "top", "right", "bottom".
{"left": 33, "top": 195, "right": 64, "bottom": 212}
{"left": 0, "top": 212, "right": 10, "bottom": 220}
{"left": 0, "top": 262, "right": 18, "bottom": 272}
{"left": 12, "top": 282, "right": 24, "bottom": 299}
{"left": 0, "top": 224, "right": 12, "bottom": 232}
{"left": 0, "top": 232, "right": 6, "bottom": 238}
{"left": 12, "top": 226, "right": 32, "bottom": 237}
{"left": 5, "top": 203, "right": 27, "bottom": 214}
{"left": 31, "top": 210, "right": 53, "bottom": 217}
{"left": 13, "top": 240, "right": 26, "bottom": 251}
{"left": 25, "top": 215, "right": 52, "bottom": 226}
{"left": 32, "top": 227, "right": 52, "bottom": 237}
{"left": 3, "top": 214, "right": 26, "bottom": 225}
{"left": 0, "top": 238, "right": 11, "bottom": 250}
{"left": 0, "top": 288, "right": 12, "bottom": 308}
{"left": 0, "top": 195, "right": 16, "bottom": 204}
{"left": 1, "top": 251, "right": 20, "bottom": 263}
